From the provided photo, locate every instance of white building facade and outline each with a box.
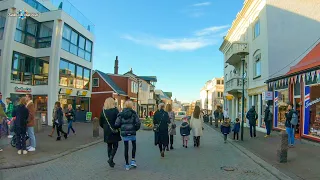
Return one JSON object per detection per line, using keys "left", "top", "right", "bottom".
{"left": 219, "top": 0, "right": 320, "bottom": 131}
{"left": 200, "top": 77, "right": 224, "bottom": 111}
{"left": 0, "top": 0, "right": 94, "bottom": 125}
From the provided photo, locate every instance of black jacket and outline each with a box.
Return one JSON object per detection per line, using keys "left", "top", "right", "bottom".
{"left": 115, "top": 108, "right": 141, "bottom": 137}
{"left": 55, "top": 107, "right": 64, "bottom": 125}
{"left": 12, "top": 104, "right": 29, "bottom": 133}
{"left": 246, "top": 107, "right": 258, "bottom": 125}
{"left": 65, "top": 108, "right": 75, "bottom": 122}
{"left": 153, "top": 109, "right": 170, "bottom": 133}
{"left": 100, "top": 108, "right": 121, "bottom": 143}
{"left": 285, "top": 109, "right": 294, "bottom": 128}
{"left": 180, "top": 122, "right": 191, "bottom": 136}
{"left": 264, "top": 107, "right": 271, "bottom": 122}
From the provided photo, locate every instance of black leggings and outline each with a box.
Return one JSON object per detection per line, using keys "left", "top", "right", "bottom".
{"left": 107, "top": 142, "right": 119, "bottom": 159}
{"left": 124, "top": 141, "right": 136, "bottom": 165}
{"left": 159, "top": 143, "right": 165, "bottom": 152}
{"left": 56, "top": 124, "right": 67, "bottom": 137}
{"left": 233, "top": 132, "right": 239, "bottom": 140}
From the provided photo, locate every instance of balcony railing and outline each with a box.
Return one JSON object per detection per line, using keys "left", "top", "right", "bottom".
{"left": 50, "top": 0, "right": 95, "bottom": 33}
{"left": 225, "top": 77, "right": 247, "bottom": 93}
{"left": 148, "top": 99, "right": 156, "bottom": 105}
{"left": 225, "top": 42, "right": 248, "bottom": 66}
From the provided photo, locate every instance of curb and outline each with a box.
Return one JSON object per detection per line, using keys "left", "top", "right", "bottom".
{"left": 0, "top": 138, "right": 103, "bottom": 170}
{"left": 204, "top": 123, "right": 292, "bottom": 180}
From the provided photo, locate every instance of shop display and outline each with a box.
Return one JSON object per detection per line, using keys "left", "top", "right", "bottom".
{"left": 310, "top": 104, "right": 320, "bottom": 137}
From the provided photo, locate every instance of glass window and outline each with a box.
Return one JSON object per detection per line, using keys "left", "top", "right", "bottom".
{"left": 308, "top": 84, "right": 320, "bottom": 138}
{"left": 92, "top": 78, "right": 99, "bottom": 87}
{"left": 294, "top": 82, "right": 301, "bottom": 96}
{"left": 78, "top": 49, "right": 85, "bottom": 58}
{"left": 276, "top": 89, "right": 289, "bottom": 129}
{"left": 16, "top": 18, "right": 26, "bottom": 31}
{"left": 83, "top": 68, "right": 90, "bottom": 90}
{"left": 254, "top": 54, "right": 261, "bottom": 77}
{"left": 0, "top": 10, "right": 7, "bottom": 40}
{"left": 70, "top": 44, "right": 78, "bottom": 55}
{"left": 79, "top": 36, "right": 85, "bottom": 49}
{"left": 63, "top": 25, "right": 71, "bottom": 40}
{"left": 14, "top": 30, "right": 25, "bottom": 43}
{"left": 26, "top": 18, "right": 38, "bottom": 36}
{"left": 85, "top": 40, "right": 92, "bottom": 52}
{"left": 62, "top": 39, "right": 70, "bottom": 51}
{"left": 70, "top": 30, "right": 78, "bottom": 45}
{"left": 77, "top": 66, "right": 83, "bottom": 78}
{"left": 39, "top": 22, "right": 53, "bottom": 38}
{"left": 217, "top": 80, "right": 220, "bottom": 85}
{"left": 34, "top": 57, "right": 49, "bottom": 85}
{"left": 254, "top": 20, "right": 260, "bottom": 38}
{"left": 85, "top": 52, "right": 91, "bottom": 61}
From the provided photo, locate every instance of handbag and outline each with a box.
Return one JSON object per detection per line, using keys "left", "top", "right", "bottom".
{"left": 153, "top": 113, "right": 164, "bottom": 132}
{"left": 103, "top": 109, "right": 119, "bottom": 134}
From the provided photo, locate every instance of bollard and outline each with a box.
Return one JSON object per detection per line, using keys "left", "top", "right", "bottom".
{"left": 277, "top": 131, "right": 288, "bottom": 163}
{"left": 92, "top": 117, "right": 99, "bottom": 137}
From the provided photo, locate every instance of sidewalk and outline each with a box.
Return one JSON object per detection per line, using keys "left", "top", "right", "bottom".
{"left": 206, "top": 122, "right": 320, "bottom": 180}
{"left": 0, "top": 123, "right": 103, "bottom": 169}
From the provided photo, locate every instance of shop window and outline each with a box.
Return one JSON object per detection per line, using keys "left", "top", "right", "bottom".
{"left": 14, "top": 18, "right": 53, "bottom": 48}
{"left": 11, "top": 51, "right": 49, "bottom": 85}
{"left": 294, "top": 81, "right": 301, "bottom": 96}
{"left": 276, "top": 89, "right": 289, "bottom": 129}
{"left": 92, "top": 78, "right": 99, "bottom": 87}
{"left": 62, "top": 24, "right": 93, "bottom": 62}
{"left": 0, "top": 10, "right": 7, "bottom": 40}
{"left": 308, "top": 84, "right": 320, "bottom": 138}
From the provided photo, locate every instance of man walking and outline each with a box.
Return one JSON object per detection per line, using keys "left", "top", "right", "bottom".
{"left": 6, "top": 98, "right": 14, "bottom": 138}
{"left": 264, "top": 105, "right": 273, "bottom": 137}
{"left": 213, "top": 107, "right": 220, "bottom": 128}
{"left": 26, "top": 94, "right": 36, "bottom": 152}
{"left": 246, "top": 106, "right": 258, "bottom": 138}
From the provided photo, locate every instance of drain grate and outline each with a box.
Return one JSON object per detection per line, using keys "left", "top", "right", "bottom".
{"left": 243, "top": 170, "right": 257, "bottom": 174}
{"left": 221, "top": 166, "right": 237, "bottom": 171}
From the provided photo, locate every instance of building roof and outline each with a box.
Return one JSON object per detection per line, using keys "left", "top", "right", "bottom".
{"left": 163, "top": 92, "right": 172, "bottom": 98}
{"left": 286, "top": 42, "right": 320, "bottom": 75}
{"left": 95, "top": 70, "right": 127, "bottom": 96}
{"left": 138, "top": 76, "right": 157, "bottom": 82}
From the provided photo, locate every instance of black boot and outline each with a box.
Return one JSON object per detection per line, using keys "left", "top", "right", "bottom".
{"left": 108, "top": 156, "right": 115, "bottom": 168}
{"left": 170, "top": 145, "right": 173, "bottom": 150}
{"left": 56, "top": 136, "right": 61, "bottom": 141}
{"left": 193, "top": 136, "right": 196, "bottom": 147}
{"left": 166, "top": 146, "right": 169, "bottom": 151}
{"left": 64, "top": 134, "right": 68, "bottom": 139}
{"left": 197, "top": 137, "right": 200, "bottom": 147}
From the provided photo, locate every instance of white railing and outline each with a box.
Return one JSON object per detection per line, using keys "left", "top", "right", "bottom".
{"left": 225, "top": 42, "right": 248, "bottom": 62}
{"left": 225, "top": 77, "right": 246, "bottom": 92}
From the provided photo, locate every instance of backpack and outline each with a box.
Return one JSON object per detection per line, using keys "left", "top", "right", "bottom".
{"left": 291, "top": 112, "right": 298, "bottom": 126}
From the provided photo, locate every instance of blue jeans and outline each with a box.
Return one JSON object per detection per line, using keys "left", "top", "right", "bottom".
{"left": 286, "top": 127, "right": 295, "bottom": 145}
{"left": 67, "top": 121, "right": 75, "bottom": 135}
{"left": 265, "top": 121, "right": 271, "bottom": 135}
{"left": 249, "top": 124, "right": 256, "bottom": 137}
{"left": 27, "top": 127, "right": 36, "bottom": 148}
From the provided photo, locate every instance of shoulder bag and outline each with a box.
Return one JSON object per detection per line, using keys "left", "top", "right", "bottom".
{"left": 103, "top": 109, "right": 119, "bottom": 134}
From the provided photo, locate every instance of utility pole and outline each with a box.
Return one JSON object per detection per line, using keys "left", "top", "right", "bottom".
{"left": 137, "top": 80, "right": 140, "bottom": 117}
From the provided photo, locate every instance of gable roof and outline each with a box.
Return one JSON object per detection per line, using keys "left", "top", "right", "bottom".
{"left": 286, "top": 42, "right": 320, "bottom": 75}
{"left": 95, "top": 70, "right": 127, "bottom": 96}
{"left": 138, "top": 76, "right": 157, "bottom": 82}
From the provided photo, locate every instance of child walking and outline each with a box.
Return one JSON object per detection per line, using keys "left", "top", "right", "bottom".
{"left": 221, "top": 119, "right": 231, "bottom": 143}
{"left": 232, "top": 118, "right": 240, "bottom": 141}
{"left": 180, "top": 118, "right": 191, "bottom": 148}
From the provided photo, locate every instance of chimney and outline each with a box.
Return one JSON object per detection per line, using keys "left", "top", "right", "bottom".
{"left": 114, "top": 56, "right": 119, "bottom": 74}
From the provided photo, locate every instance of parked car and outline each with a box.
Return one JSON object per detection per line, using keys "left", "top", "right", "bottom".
{"left": 175, "top": 111, "right": 186, "bottom": 120}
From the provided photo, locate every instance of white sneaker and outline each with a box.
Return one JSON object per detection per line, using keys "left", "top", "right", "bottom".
{"left": 0, "top": 148, "right": 3, "bottom": 152}
{"left": 28, "top": 147, "right": 36, "bottom": 152}
{"left": 18, "top": 150, "right": 22, "bottom": 155}
{"left": 8, "top": 135, "right": 13, "bottom": 138}
{"left": 23, "top": 150, "right": 28, "bottom": 155}
{"left": 26, "top": 146, "right": 31, "bottom": 150}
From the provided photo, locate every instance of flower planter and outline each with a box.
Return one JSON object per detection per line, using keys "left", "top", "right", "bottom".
{"left": 142, "top": 123, "right": 153, "bottom": 130}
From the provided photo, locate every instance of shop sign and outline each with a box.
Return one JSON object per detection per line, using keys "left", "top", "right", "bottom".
{"left": 15, "top": 86, "right": 31, "bottom": 93}
{"left": 86, "top": 112, "right": 92, "bottom": 121}
{"left": 262, "top": 91, "right": 273, "bottom": 100}
{"left": 306, "top": 98, "right": 320, "bottom": 108}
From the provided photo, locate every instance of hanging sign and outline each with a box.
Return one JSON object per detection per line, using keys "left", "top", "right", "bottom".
{"left": 15, "top": 87, "right": 31, "bottom": 93}
{"left": 306, "top": 98, "right": 320, "bottom": 108}
{"left": 262, "top": 91, "right": 273, "bottom": 101}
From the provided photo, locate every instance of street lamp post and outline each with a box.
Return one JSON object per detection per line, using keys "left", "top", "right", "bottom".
{"left": 137, "top": 80, "right": 141, "bottom": 117}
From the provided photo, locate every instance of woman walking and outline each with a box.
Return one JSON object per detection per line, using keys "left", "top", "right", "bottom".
{"left": 13, "top": 97, "right": 29, "bottom": 155}
{"left": 65, "top": 104, "right": 76, "bottom": 136}
{"left": 166, "top": 104, "right": 176, "bottom": 150}
{"left": 115, "top": 100, "right": 141, "bottom": 170}
{"left": 190, "top": 106, "right": 204, "bottom": 147}
{"left": 99, "top": 98, "right": 121, "bottom": 168}
{"left": 153, "top": 103, "right": 170, "bottom": 157}
{"left": 54, "top": 102, "right": 68, "bottom": 141}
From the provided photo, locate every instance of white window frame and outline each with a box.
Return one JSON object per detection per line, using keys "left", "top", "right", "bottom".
{"left": 92, "top": 78, "right": 99, "bottom": 87}
{"left": 253, "top": 19, "right": 260, "bottom": 39}
{"left": 254, "top": 53, "right": 261, "bottom": 78}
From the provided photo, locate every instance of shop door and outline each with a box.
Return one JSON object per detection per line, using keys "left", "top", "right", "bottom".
{"left": 294, "top": 97, "right": 302, "bottom": 139}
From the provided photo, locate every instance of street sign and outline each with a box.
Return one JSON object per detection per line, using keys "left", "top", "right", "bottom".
{"left": 262, "top": 91, "right": 273, "bottom": 100}
{"left": 86, "top": 112, "right": 92, "bottom": 121}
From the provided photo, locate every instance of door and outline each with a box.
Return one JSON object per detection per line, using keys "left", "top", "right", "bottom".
{"left": 294, "top": 97, "right": 301, "bottom": 138}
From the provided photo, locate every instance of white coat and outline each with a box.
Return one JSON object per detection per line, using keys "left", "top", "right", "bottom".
{"left": 190, "top": 116, "right": 204, "bottom": 137}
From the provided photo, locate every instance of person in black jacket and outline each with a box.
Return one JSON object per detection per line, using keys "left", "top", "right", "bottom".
{"left": 99, "top": 98, "right": 121, "bottom": 168}
{"left": 285, "top": 104, "right": 295, "bottom": 147}
{"left": 65, "top": 104, "right": 76, "bottom": 136}
{"left": 54, "top": 102, "right": 68, "bottom": 141}
{"left": 246, "top": 106, "right": 258, "bottom": 138}
{"left": 153, "top": 103, "right": 170, "bottom": 158}
{"left": 264, "top": 105, "right": 273, "bottom": 137}
{"left": 12, "top": 97, "right": 29, "bottom": 155}
{"left": 115, "top": 100, "right": 141, "bottom": 171}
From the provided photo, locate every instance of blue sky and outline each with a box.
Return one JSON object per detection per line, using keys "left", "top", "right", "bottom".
{"left": 69, "top": 0, "right": 244, "bottom": 103}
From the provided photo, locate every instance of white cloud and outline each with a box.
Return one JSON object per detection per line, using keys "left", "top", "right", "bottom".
{"left": 121, "top": 25, "right": 228, "bottom": 51}
{"left": 192, "top": 2, "right": 211, "bottom": 7}
{"left": 195, "top": 25, "right": 230, "bottom": 36}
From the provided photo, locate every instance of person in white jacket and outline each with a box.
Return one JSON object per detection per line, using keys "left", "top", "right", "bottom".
{"left": 190, "top": 106, "right": 204, "bottom": 147}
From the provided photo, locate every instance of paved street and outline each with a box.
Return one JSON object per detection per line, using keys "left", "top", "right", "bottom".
{"left": 1, "top": 125, "right": 287, "bottom": 180}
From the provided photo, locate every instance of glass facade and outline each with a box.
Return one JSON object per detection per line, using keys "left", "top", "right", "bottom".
{"left": 305, "top": 84, "right": 320, "bottom": 138}
{"left": 62, "top": 24, "right": 92, "bottom": 61}
{"left": 11, "top": 52, "right": 49, "bottom": 85}
{"left": 59, "top": 58, "right": 90, "bottom": 90}
{"left": 15, "top": 18, "right": 53, "bottom": 48}
{"left": 275, "top": 89, "right": 289, "bottom": 129}
{"left": 0, "top": 10, "right": 6, "bottom": 40}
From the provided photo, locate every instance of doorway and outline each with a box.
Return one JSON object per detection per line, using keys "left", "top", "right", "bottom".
{"left": 294, "top": 97, "right": 301, "bottom": 139}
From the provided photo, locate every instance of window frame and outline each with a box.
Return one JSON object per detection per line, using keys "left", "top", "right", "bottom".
{"left": 92, "top": 78, "right": 99, "bottom": 87}
{"left": 253, "top": 19, "right": 260, "bottom": 39}
{"left": 62, "top": 23, "right": 93, "bottom": 62}
{"left": 254, "top": 53, "right": 262, "bottom": 79}
{"left": 0, "top": 10, "right": 7, "bottom": 40}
